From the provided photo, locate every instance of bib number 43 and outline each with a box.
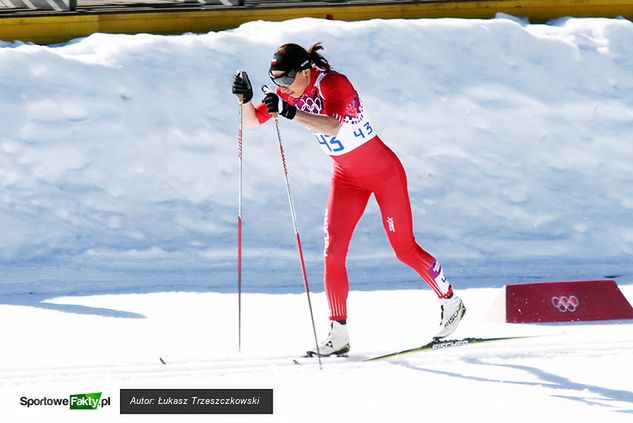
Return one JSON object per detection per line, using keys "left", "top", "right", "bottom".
{"left": 353, "top": 122, "right": 374, "bottom": 139}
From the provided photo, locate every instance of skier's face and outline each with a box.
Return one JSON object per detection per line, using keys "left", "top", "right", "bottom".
{"left": 272, "top": 69, "right": 311, "bottom": 98}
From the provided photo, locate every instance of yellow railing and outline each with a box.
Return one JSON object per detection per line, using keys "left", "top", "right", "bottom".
{"left": 1, "top": 1, "right": 633, "bottom": 45}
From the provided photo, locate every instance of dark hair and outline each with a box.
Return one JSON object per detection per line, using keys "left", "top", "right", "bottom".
{"left": 269, "top": 42, "right": 331, "bottom": 74}
{"left": 307, "top": 43, "right": 331, "bottom": 72}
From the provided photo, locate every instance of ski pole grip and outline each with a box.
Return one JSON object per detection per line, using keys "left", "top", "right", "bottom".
{"left": 261, "top": 85, "right": 279, "bottom": 120}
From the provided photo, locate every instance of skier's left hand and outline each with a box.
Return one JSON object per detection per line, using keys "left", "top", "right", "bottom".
{"left": 263, "top": 92, "right": 296, "bottom": 120}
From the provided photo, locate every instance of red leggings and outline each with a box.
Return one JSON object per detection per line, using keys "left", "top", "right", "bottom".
{"left": 323, "top": 136, "right": 452, "bottom": 321}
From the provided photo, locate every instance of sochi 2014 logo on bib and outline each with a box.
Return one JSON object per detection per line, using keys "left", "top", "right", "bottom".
{"left": 551, "top": 295, "right": 580, "bottom": 312}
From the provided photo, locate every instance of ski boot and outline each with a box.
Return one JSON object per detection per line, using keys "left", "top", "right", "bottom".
{"left": 434, "top": 294, "right": 466, "bottom": 339}
{"left": 306, "top": 321, "right": 350, "bottom": 357}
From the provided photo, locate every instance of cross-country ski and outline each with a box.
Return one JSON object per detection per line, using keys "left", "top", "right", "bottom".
{"left": 365, "top": 335, "right": 542, "bottom": 361}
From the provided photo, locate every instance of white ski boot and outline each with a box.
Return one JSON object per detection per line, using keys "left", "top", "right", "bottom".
{"left": 306, "top": 321, "right": 350, "bottom": 357}
{"left": 434, "top": 294, "right": 466, "bottom": 339}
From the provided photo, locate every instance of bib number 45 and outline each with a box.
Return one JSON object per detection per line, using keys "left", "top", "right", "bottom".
{"left": 316, "top": 134, "right": 344, "bottom": 153}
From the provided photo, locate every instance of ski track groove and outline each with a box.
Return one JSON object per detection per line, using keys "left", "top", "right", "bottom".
{"left": 2, "top": 336, "right": 631, "bottom": 385}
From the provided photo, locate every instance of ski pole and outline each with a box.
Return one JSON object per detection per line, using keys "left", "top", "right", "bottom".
{"left": 262, "top": 85, "right": 322, "bottom": 369}
{"left": 237, "top": 98, "right": 244, "bottom": 352}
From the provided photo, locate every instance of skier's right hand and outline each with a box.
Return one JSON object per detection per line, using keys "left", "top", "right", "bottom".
{"left": 232, "top": 70, "right": 253, "bottom": 104}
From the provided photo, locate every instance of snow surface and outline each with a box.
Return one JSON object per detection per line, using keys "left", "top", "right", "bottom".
{"left": 1, "top": 14, "right": 633, "bottom": 422}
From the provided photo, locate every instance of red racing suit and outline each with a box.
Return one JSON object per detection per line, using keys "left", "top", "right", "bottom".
{"left": 255, "top": 67, "right": 453, "bottom": 321}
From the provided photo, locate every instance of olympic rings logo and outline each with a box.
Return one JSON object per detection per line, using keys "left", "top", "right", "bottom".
{"left": 551, "top": 295, "right": 580, "bottom": 312}
{"left": 297, "top": 97, "right": 323, "bottom": 114}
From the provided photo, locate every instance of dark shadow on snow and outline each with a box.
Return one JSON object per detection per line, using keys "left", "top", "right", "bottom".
{"left": 0, "top": 293, "right": 146, "bottom": 319}
{"left": 391, "top": 356, "right": 633, "bottom": 414}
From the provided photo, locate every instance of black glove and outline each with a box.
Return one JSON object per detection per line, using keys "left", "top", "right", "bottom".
{"left": 263, "top": 92, "right": 297, "bottom": 120}
{"left": 232, "top": 70, "right": 253, "bottom": 104}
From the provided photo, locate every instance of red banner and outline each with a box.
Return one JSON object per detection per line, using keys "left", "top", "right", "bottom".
{"left": 505, "top": 279, "right": 633, "bottom": 323}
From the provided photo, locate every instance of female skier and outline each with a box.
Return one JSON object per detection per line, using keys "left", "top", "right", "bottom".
{"left": 232, "top": 43, "right": 466, "bottom": 356}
